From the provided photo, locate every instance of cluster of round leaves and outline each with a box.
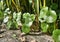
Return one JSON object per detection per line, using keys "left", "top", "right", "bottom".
{"left": 4, "top": 10, "right": 22, "bottom": 30}
{"left": 22, "top": 13, "right": 35, "bottom": 33}
{"left": 39, "top": 7, "right": 57, "bottom": 32}
{"left": 39, "top": 7, "right": 57, "bottom": 23}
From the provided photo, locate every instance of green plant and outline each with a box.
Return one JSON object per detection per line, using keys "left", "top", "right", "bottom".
{"left": 22, "top": 13, "right": 35, "bottom": 33}
{"left": 39, "top": 7, "right": 57, "bottom": 33}
{"left": 52, "top": 29, "right": 60, "bottom": 42}
{"left": 3, "top": 9, "right": 22, "bottom": 29}
{"left": 38, "top": 0, "right": 57, "bottom": 33}
{"left": 7, "top": 20, "right": 18, "bottom": 29}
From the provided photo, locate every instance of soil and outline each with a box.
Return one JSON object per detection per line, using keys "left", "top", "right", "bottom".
{"left": 0, "top": 28, "right": 54, "bottom": 42}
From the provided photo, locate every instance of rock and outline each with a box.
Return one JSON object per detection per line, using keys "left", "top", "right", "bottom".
{"left": 25, "top": 35, "right": 54, "bottom": 42}
{"left": 39, "top": 35, "right": 54, "bottom": 42}
{"left": 0, "top": 35, "right": 3, "bottom": 38}
{"left": 0, "top": 23, "right": 6, "bottom": 29}
{"left": 25, "top": 36, "right": 37, "bottom": 42}
{"left": 0, "top": 29, "right": 6, "bottom": 34}
{"left": 18, "top": 36, "right": 26, "bottom": 42}
{"left": 0, "top": 38, "right": 7, "bottom": 42}
{"left": 7, "top": 38, "right": 19, "bottom": 42}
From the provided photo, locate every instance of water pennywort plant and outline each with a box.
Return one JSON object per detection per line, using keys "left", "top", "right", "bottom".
{"left": 22, "top": 13, "right": 35, "bottom": 33}
{"left": 3, "top": 9, "right": 22, "bottom": 29}
{"left": 39, "top": 7, "right": 57, "bottom": 33}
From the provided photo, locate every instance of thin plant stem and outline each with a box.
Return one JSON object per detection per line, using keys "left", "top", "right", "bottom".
{"left": 43, "top": 0, "right": 46, "bottom": 7}
{"left": 6, "top": 0, "right": 9, "bottom": 8}
{"left": 12, "top": 0, "right": 19, "bottom": 12}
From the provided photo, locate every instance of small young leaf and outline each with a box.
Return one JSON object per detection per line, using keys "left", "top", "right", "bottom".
{"left": 22, "top": 24, "right": 30, "bottom": 33}
{"left": 41, "top": 23, "right": 49, "bottom": 32}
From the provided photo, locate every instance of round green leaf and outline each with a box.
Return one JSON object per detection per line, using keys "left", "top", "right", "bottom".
{"left": 39, "top": 7, "right": 57, "bottom": 23}
{"left": 39, "top": 7, "right": 48, "bottom": 22}
{"left": 30, "top": 14, "right": 35, "bottom": 21}
{"left": 23, "top": 13, "right": 30, "bottom": 18}
{"left": 46, "top": 10, "right": 57, "bottom": 23}
{"left": 23, "top": 13, "right": 35, "bottom": 24}
{"left": 41, "top": 23, "right": 49, "bottom": 32}
{"left": 22, "top": 24, "right": 30, "bottom": 33}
